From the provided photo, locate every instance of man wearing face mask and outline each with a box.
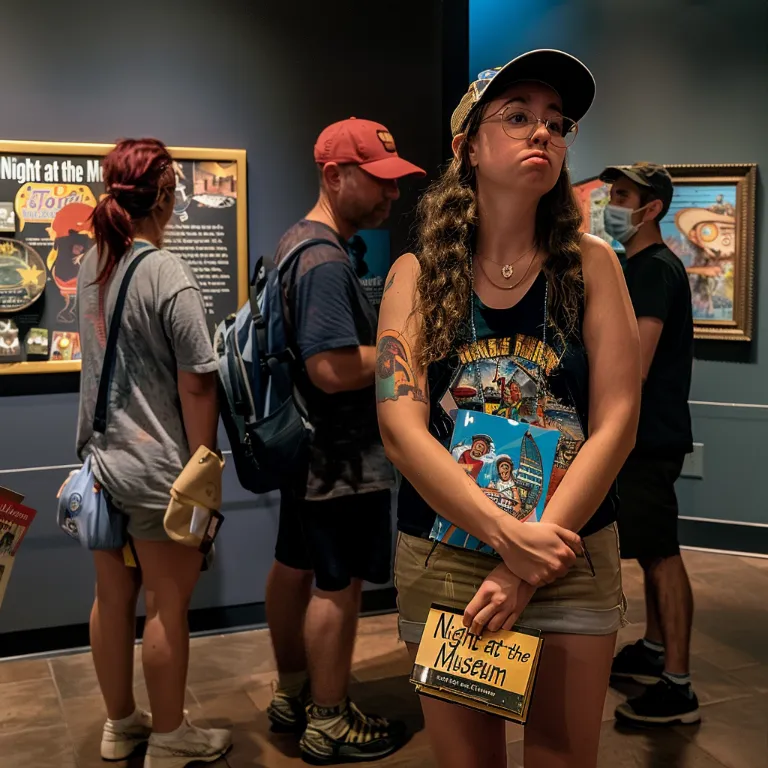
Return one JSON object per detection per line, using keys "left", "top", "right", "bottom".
{"left": 600, "top": 162, "right": 698, "bottom": 726}
{"left": 264, "top": 118, "right": 424, "bottom": 764}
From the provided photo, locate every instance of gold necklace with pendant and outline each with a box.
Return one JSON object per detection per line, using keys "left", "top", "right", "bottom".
{"left": 477, "top": 242, "right": 537, "bottom": 280}
{"left": 475, "top": 249, "right": 539, "bottom": 291}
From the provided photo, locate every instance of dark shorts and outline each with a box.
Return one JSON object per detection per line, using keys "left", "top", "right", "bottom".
{"left": 275, "top": 489, "right": 393, "bottom": 592}
{"left": 617, "top": 454, "right": 685, "bottom": 560}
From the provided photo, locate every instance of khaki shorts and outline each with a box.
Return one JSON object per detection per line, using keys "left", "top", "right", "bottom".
{"left": 394, "top": 523, "right": 626, "bottom": 644}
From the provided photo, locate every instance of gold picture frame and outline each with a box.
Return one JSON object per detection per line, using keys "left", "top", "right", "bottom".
{"left": 0, "top": 139, "right": 248, "bottom": 375}
{"left": 573, "top": 163, "right": 757, "bottom": 342}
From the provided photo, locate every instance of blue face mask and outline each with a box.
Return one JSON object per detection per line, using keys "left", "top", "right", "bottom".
{"left": 604, "top": 204, "right": 647, "bottom": 244}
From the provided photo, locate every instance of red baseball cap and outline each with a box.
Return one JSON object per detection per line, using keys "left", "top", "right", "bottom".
{"left": 314, "top": 118, "right": 426, "bottom": 180}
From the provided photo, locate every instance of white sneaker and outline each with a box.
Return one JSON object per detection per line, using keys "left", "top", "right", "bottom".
{"left": 144, "top": 718, "right": 231, "bottom": 768}
{"left": 101, "top": 709, "right": 153, "bottom": 761}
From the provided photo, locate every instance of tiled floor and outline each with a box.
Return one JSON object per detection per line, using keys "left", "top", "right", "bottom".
{"left": 1, "top": 549, "right": 767, "bottom": 767}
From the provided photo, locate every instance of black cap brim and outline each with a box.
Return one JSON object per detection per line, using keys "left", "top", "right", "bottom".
{"left": 480, "top": 49, "right": 596, "bottom": 124}
{"left": 599, "top": 166, "right": 652, "bottom": 188}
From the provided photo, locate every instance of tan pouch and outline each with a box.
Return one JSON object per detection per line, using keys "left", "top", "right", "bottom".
{"left": 164, "top": 446, "right": 225, "bottom": 548}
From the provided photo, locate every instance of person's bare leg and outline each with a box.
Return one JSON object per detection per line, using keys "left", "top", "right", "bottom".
{"left": 133, "top": 539, "right": 203, "bottom": 733}
{"left": 304, "top": 579, "right": 362, "bottom": 706}
{"left": 266, "top": 561, "right": 313, "bottom": 678}
{"left": 91, "top": 549, "right": 142, "bottom": 720}
{"left": 642, "top": 555, "right": 694, "bottom": 674}
{"left": 525, "top": 633, "right": 616, "bottom": 768}
{"left": 643, "top": 568, "right": 663, "bottom": 646}
{"left": 405, "top": 642, "right": 506, "bottom": 768}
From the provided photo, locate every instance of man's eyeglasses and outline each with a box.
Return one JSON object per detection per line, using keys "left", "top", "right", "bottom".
{"left": 482, "top": 106, "right": 579, "bottom": 149}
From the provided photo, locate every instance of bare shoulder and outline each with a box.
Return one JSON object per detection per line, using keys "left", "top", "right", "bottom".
{"left": 579, "top": 233, "right": 624, "bottom": 294}
{"left": 580, "top": 233, "right": 618, "bottom": 268}
{"left": 388, "top": 252, "right": 420, "bottom": 281}
{"left": 382, "top": 252, "right": 420, "bottom": 303}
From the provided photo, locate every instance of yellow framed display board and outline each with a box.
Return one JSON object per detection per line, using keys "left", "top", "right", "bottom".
{"left": 0, "top": 139, "right": 248, "bottom": 375}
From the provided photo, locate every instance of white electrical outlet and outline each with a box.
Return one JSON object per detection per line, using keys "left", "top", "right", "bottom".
{"left": 681, "top": 443, "right": 704, "bottom": 479}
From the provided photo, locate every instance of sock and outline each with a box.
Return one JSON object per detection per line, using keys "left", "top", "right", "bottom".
{"left": 277, "top": 670, "right": 309, "bottom": 698}
{"left": 664, "top": 671, "right": 691, "bottom": 685}
{"left": 151, "top": 719, "right": 191, "bottom": 742}
{"left": 309, "top": 699, "right": 348, "bottom": 720}
{"left": 642, "top": 638, "right": 665, "bottom": 657}
{"left": 108, "top": 709, "right": 142, "bottom": 728}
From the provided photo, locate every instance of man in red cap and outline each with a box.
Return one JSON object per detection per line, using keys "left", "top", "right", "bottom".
{"left": 265, "top": 118, "right": 424, "bottom": 764}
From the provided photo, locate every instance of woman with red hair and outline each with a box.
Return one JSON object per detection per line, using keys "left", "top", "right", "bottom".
{"left": 76, "top": 138, "right": 229, "bottom": 767}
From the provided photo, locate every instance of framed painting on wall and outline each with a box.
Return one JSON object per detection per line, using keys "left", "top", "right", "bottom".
{"left": 573, "top": 164, "right": 757, "bottom": 341}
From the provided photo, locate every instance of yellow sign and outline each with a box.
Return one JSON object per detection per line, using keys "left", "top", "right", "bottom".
{"left": 14, "top": 183, "right": 97, "bottom": 231}
{"left": 411, "top": 604, "right": 543, "bottom": 723}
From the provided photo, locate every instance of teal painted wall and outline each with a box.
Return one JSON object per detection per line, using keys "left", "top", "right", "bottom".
{"left": 469, "top": 0, "right": 768, "bottom": 527}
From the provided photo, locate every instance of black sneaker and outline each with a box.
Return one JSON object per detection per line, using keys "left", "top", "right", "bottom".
{"left": 299, "top": 699, "right": 407, "bottom": 765}
{"left": 615, "top": 678, "right": 701, "bottom": 726}
{"left": 611, "top": 640, "right": 664, "bottom": 685}
{"left": 267, "top": 681, "right": 311, "bottom": 734}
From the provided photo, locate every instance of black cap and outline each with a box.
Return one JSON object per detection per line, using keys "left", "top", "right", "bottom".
{"left": 451, "top": 49, "right": 596, "bottom": 137}
{"left": 471, "top": 434, "right": 492, "bottom": 445}
{"left": 600, "top": 162, "right": 674, "bottom": 219}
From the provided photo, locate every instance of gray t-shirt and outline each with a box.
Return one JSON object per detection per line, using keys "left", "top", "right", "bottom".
{"left": 76, "top": 240, "right": 218, "bottom": 515}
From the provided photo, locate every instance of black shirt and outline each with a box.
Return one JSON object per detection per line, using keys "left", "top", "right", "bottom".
{"left": 275, "top": 219, "right": 394, "bottom": 500}
{"left": 397, "top": 271, "right": 618, "bottom": 541}
{"left": 623, "top": 244, "right": 693, "bottom": 457}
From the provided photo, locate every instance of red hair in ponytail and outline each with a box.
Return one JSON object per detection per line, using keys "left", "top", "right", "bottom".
{"left": 90, "top": 138, "right": 174, "bottom": 285}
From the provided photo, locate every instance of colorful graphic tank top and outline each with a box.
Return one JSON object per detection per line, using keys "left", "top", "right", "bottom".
{"left": 397, "top": 271, "right": 618, "bottom": 540}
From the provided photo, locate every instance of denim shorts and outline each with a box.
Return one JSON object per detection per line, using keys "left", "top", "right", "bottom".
{"left": 394, "top": 523, "right": 626, "bottom": 644}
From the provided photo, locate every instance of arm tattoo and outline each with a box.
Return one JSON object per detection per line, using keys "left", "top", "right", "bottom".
{"left": 376, "top": 330, "right": 428, "bottom": 404}
{"left": 383, "top": 273, "right": 395, "bottom": 296}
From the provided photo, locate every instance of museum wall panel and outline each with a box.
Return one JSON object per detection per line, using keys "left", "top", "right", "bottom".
{"left": 0, "top": 0, "right": 446, "bottom": 644}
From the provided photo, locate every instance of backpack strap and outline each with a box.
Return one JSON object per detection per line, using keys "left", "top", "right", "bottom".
{"left": 261, "top": 237, "right": 345, "bottom": 415}
{"left": 92, "top": 245, "right": 157, "bottom": 434}
{"left": 276, "top": 236, "right": 344, "bottom": 344}
{"left": 249, "top": 237, "right": 342, "bottom": 370}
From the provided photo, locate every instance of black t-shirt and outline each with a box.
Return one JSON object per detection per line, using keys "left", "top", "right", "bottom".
{"left": 623, "top": 244, "right": 693, "bottom": 457}
{"left": 397, "top": 271, "right": 618, "bottom": 541}
{"left": 275, "top": 219, "right": 394, "bottom": 500}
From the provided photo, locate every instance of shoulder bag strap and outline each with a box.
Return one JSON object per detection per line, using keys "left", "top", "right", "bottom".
{"left": 92, "top": 246, "right": 158, "bottom": 434}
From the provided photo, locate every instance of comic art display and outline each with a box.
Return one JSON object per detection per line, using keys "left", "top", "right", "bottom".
{"left": 574, "top": 164, "right": 757, "bottom": 341}
{"left": 0, "top": 141, "right": 248, "bottom": 373}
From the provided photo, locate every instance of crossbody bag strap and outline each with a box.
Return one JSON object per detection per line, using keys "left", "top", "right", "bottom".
{"left": 92, "top": 246, "right": 158, "bottom": 434}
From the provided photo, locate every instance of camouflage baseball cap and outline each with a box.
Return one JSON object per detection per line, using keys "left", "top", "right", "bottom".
{"left": 600, "top": 162, "right": 674, "bottom": 219}
{"left": 450, "top": 49, "right": 596, "bottom": 137}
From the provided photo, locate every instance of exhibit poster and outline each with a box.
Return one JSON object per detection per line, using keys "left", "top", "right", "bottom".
{"left": 0, "top": 487, "right": 36, "bottom": 611}
{"left": 353, "top": 229, "right": 391, "bottom": 312}
{"left": 0, "top": 141, "right": 248, "bottom": 374}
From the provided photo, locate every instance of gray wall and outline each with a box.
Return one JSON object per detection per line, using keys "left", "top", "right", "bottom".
{"left": 0, "top": 0, "right": 444, "bottom": 634}
{"left": 470, "top": 0, "right": 768, "bottom": 531}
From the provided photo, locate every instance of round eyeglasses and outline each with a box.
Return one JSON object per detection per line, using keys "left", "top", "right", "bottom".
{"left": 484, "top": 106, "right": 579, "bottom": 148}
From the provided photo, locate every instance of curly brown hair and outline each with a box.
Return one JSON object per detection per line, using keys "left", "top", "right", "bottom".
{"left": 415, "top": 107, "right": 584, "bottom": 368}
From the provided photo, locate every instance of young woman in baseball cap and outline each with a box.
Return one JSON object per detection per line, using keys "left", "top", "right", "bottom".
{"left": 377, "top": 50, "right": 641, "bottom": 767}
